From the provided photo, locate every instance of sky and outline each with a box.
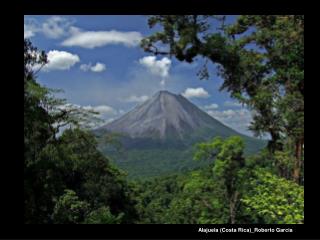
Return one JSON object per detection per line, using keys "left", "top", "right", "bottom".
{"left": 24, "top": 15, "right": 255, "bottom": 136}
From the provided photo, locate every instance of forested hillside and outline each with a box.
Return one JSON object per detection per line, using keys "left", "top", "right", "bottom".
{"left": 95, "top": 90, "right": 266, "bottom": 179}
{"left": 135, "top": 138, "right": 303, "bottom": 224}
{"left": 24, "top": 15, "right": 304, "bottom": 224}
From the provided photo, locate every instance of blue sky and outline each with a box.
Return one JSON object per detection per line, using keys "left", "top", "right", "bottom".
{"left": 24, "top": 15, "right": 255, "bottom": 136}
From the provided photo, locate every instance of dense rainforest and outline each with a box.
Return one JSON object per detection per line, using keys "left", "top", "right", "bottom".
{"left": 24, "top": 15, "right": 304, "bottom": 224}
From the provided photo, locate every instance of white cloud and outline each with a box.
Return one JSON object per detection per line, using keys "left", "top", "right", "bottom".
{"left": 24, "top": 16, "right": 74, "bottom": 39}
{"left": 206, "top": 108, "right": 253, "bottom": 136}
{"left": 62, "top": 103, "right": 117, "bottom": 117}
{"left": 80, "top": 62, "right": 106, "bottom": 72}
{"left": 83, "top": 105, "right": 116, "bottom": 115}
{"left": 203, "top": 103, "right": 219, "bottom": 110}
{"left": 24, "top": 16, "right": 142, "bottom": 50}
{"left": 56, "top": 103, "right": 118, "bottom": 129}
{"left": 79, "top": 64, "right": 91, "bottom": 72}
{"left": 224, "top": 101, "right": 243, "bottom": 107}
{"left": 61, "top": 29, "right": 143, "bottom": 48}
{"left": 24, "top": 29, "right": 34, "bottom": 38}
{"left": 81, "top": 104, "right": 119, "bottom": 127}
{"left": 24, "top": 18, "right": 42, "bottom": 39}
{"left": 160, "top": 79, "right": 166, "bottom": 87}
{"left": 42, "top": 50, "right": 80, "bottom": 71}
{"left": 42, "top": 16, "right": 74, "bottom": 39}
{"left": 124, "top": 95, "right": 149, "bottom": 103}
{"left": 91, "top": 63, "right": 106, "bottom": 72}
{"left": 182, "top": 87, "right": 210, "bottom": 98}
{"left": 104, "top": 118, "right": 115, "bottom": 124}
{"left": 24, "top": 23, "right": 38, "bottom": 38}
{"left": 139, "top": 56, "right": 171, "bottom": 78}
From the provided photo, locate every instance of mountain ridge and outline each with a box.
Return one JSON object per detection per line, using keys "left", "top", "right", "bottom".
{"left": 96, "top": 90, "right": 266, "bottom": 179}
{"left": 101, "top": 90, "right": 250, "bottom": 141}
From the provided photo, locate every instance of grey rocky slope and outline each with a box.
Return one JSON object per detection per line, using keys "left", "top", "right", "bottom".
{"left": 101, "top": 90, "right": 243, "bottom": 140}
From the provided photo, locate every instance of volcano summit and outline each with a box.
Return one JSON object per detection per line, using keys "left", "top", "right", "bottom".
{"left": 96, "top": 90, "right": 266, "bottom": 178}
{"left": 102, "top": 90, "right": 247, "bottom": 140}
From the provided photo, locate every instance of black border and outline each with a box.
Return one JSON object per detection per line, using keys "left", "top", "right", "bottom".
{"left": 22, "top": 0, "right": 305, "bottom": 14}
{"left": 2, "top": 225, "right": 314, "bottom": 239}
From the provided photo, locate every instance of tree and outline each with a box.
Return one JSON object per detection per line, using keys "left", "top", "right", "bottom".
{"left": 194, "top": 136, "right": 245, "bottom": 223}
{"left": 167, "top": 170, "right": 229, "bottom": 224}
{"left": 134, "top": 170, "right": 229, "bottom": 224}
{"left": 24, "top": 39, "right": 57, "bottom": 222}
{"left": 241, "top": 168, "right": 304, "bottom": 223}
{"left": 24, "top": 40, "right": 137, "bottom": 223}
{"left": 84, "top": 207, "right": 124, "bottom": 224}
{"left": 52, "top": 189, "right": 89, "bottom": 224}
{"left": 56, "top": 128, "right": 137, "bottom": 222}
{"left": 134, "top": 174, "right": 182, "bottom": 223}
{"left": 30, "top": 127, "right": 138, "bottom": 224}
{"left": 24, "top": 39, "right": 100, "bottom": 171}
{"left": 141, "top": 15, "right": 304, "bottom": 183}
{"left": 225, "top": 15, "right": 304, "bottom": 183}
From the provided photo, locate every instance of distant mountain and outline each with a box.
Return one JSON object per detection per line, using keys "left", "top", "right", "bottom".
{"left": 96, "top": 90, "right": 266, "bottom": 179}
{"left": 102, "top": 90, "right": 239, "bottom": 140}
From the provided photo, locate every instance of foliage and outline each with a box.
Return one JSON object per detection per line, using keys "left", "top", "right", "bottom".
{"left": 134, "top": 137, "right": 304, "bottom": 224}
{"left": 24, "top": 39, "right": 137, "bottom": 224}
{"left": 241, "top": 168, "right": 304, "bottom": 224}
{"left": 142, "top": 15, "right": 304, "bottom": 183}
{"left": 52, "top": 189, "right": 89, "bottom": 224}
{"left": 134, "top": 169, "right": 229, "bottom": 224}
{"left": 166, "top": 170, "right": 229, "bottom": 224}
{"left": 98, "top": 131, "right": 266, "bottom": 180}
{"left": 195, "top": 136, "right": 245, "bottom": 223}
{"left": 84, "top": 207, "right": 124, "bottom": 224}
{"left": 106, "top": 148, "right": 208, "bottom": 179}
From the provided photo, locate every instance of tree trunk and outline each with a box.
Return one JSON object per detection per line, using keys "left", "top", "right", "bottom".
{"left": 229, "top": 191, "right": 239, "bottom": 224}
{"left": 268, "top": 130, "right": 282, "bottom": 153}
{"left": 300, "top": 138, "right": 304, "bottom": 184}
{"left": 293, "top": 138, "right": 303, "bottom": 184}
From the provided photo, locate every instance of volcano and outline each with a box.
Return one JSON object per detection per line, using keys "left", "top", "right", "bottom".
{"left": 96, "top": 90, "right": 266, "bottom": 179}
{"left": 101, "top": 90, "right": 244, "bottom": 140}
